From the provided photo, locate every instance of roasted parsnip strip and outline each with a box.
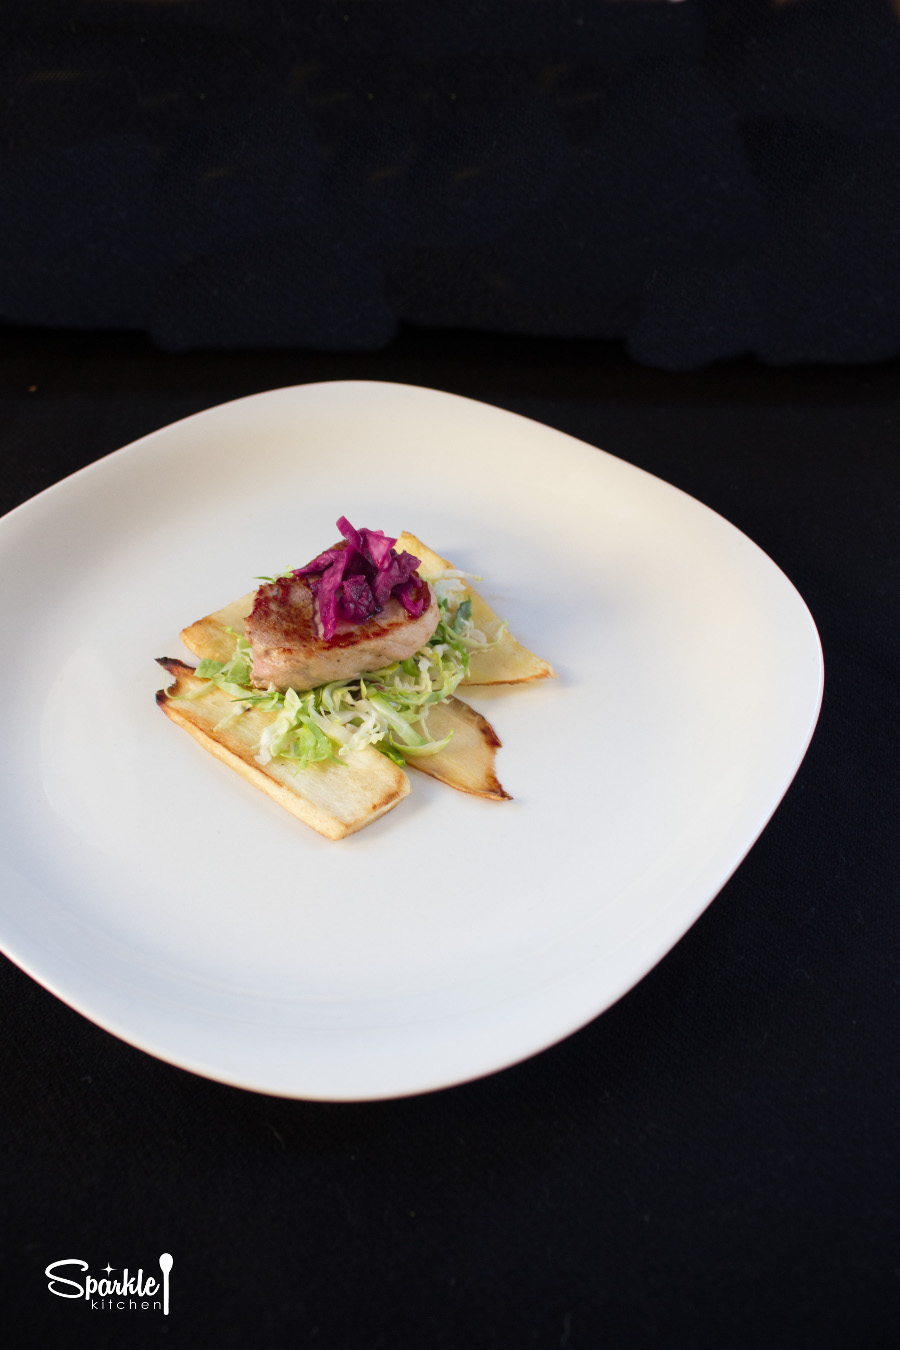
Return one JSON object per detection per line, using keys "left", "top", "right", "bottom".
{"left": 395, "top": 532, "right": 555, "bottom": 686}
{"left": 181, "top": 593, "right": 255, "bottom": 664}
{"left": 156, "top": 658, "right": 410, "bottom": 840}
{"left": 407, "top": 696, "right": 511, "bottom": 801}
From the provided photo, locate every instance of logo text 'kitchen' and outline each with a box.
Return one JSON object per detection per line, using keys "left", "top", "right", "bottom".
{"left": 45, "top": 1254, "right": 173, "bottom": 1314}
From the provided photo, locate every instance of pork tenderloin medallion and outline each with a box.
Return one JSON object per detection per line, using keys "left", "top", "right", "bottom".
{"left": 246, "top": 568, "right": 439, "bottom": 692}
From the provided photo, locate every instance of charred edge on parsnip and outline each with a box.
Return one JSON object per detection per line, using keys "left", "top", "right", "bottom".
{"left": 156, "top": 656, "right": 193, "bottom": 699}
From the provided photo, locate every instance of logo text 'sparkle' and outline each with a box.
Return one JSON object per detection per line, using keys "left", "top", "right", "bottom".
{"left": 45, "top": 1254, "right": 173, "bottom": 1314}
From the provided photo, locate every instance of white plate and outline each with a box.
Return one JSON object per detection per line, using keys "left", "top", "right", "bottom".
{"left": 0, "top": 382, "right": 822, "bottom": 1100}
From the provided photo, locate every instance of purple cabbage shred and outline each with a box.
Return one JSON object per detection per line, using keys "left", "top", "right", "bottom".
{"left": 294, "top": 517, "right": 424, "bottom": 639}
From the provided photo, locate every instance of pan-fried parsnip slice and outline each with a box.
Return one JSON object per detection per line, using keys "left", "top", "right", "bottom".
{"left": 181, "top": 593, "right": 255, "bottom": 664}
{"left": 395, "top": 533, "right": 555, "bottom": 686}
{"left": 156, "top": 659, "right": 410, "bottom": 840}
{"left": 408, "top": 696, "right": 511, "bottom": 800}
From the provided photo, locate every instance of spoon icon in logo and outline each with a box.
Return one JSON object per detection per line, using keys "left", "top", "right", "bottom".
{"left": 158, "top": 1253, "right": 173, "bottom": 1315}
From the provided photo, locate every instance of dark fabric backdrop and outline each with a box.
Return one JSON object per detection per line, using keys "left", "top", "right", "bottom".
{"left": 5, "top": 0, "right": 900, "bottom": 367}
{"left": 2, "top": 0, "right": 900, "bottom": 1344}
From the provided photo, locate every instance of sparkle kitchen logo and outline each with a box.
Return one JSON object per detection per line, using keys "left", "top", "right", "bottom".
{"left": 45, "top": 1253, "right": 173, "bottom": 1314}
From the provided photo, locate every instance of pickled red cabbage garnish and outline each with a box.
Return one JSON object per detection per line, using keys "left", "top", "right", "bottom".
{"left": 293, "top": 516, "right": 426, "bottom": 639}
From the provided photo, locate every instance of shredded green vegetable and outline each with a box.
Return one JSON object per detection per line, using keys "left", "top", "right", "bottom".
{"left": 180, "top": 577, "right": 507, "bottom": 771}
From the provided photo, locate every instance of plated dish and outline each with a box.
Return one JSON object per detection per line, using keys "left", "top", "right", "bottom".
{"left": 0, "top": 381, "right": 823, "bottom": 1099}
{"left": 157, "top": 522, "right": 554, "bottom": 838}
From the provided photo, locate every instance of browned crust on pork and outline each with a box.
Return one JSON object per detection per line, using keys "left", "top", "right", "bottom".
{"left": 245, "top": 567, "right": 438, "bottom": 692}
{"left": 247, "top": 573, "right": 433, "bottom": 656}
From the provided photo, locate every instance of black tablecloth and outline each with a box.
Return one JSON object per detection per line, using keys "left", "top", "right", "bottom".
{"left": 8, "top": 0, "right": 900, "bottom": 369}
{"left": 1, "top": 327, "right": 897, "bottom": 1349}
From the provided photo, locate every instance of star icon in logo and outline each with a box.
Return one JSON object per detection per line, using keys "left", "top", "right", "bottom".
{"left": 103, "top": 1264, "right": 115, "bottom": 1275}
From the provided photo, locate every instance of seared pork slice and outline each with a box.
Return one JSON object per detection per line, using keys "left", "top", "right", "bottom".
{"left": 246, "top": 573, "right": 439, "bottom": 692}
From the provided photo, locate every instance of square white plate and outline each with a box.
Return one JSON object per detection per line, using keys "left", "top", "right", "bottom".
{"left": 0, "top": 382, "right": 822, "bottom": 1099}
